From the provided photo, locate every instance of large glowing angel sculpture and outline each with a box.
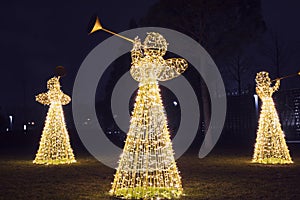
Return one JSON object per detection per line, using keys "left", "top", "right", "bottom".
{"left": 109, "top": 33, "right": 188, "bottom": 199}
{"left": 252, "top": 71, "right": 293, "bottom": 164}
{"left": 33, "top": 76, "right": 76, "bottom": 165}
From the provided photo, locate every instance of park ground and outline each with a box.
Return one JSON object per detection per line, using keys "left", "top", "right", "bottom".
{"left": 1, "top": 141, "right": 300, "bottom": 200}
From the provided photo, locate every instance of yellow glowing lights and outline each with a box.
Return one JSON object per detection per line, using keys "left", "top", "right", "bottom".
{"left": 33, "top": 76, "right": 76, "bottom": 165}
{"left": 109, "top": 33, "right": 187, "bottom": 199}
{"left": 252, "top": 71, "right": 293, "bottom": 164}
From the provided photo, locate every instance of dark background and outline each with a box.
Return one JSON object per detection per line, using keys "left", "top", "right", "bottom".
{"left": 0, "top": 0, "right": 299, "bottom": 146}
{"left": 1, "top": 2, "right": 300, "bottom": 199}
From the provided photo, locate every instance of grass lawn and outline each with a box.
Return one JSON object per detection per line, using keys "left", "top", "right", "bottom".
{"left": 0, "top": 144, "right": 300, "bottom": 200}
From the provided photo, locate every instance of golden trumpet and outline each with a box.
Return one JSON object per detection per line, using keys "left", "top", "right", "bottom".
{"left": 89, "top": 17, "right": 134, "bottom": 43}
{"left": 272, "top": 71, "right": 300, "bottom": 82}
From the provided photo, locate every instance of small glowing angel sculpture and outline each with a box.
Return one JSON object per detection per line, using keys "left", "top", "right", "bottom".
{"left": 109, "top": 32, "right": 188, "bottom": 199}
{"left": 252, "top": 71, "right": 293, "bottom": 164}
{"left": 33, "top": 76, "right": 76, "bottom": 165}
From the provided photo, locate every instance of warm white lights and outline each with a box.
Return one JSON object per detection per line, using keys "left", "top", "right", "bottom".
{"left": 109, "top": 32, "right": 188, "bottom": 199}
{"left": 252, "top": 71, "right": 293, "bottom": 164}
{"left": 33, "top": 76, "right": 76, "bottom": 165}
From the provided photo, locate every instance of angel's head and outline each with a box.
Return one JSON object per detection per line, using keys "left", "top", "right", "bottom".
{"left": 256, "top": 71, "right": 271, "bottom": 87}
{"left": 143, "top": 32, "right": 168, "bottom": 57}
{"left": 47, "top": 76, "right": 61, "bottom": 90}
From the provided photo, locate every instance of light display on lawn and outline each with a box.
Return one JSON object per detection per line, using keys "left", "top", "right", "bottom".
{"left": 89, "top": 17, "right": 188, "bottom": 199}
{"left": 91, "top": 26, "right": 188, "bottom": 199}
{"left": 252, "top": 71, "right": 293, "bottom": 164}
{"left": 33, "top": 76, "right": 76, "bottom": 165}
{"left": 108, "top": 33, "right": 188, "bottom": 199}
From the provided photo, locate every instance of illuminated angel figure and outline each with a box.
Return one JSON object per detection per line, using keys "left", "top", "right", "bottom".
{"left": 110, "top": 32, "right": 188, "bottom": 199}
{"left": 33, "top": 76, "right": 76, "bottom": 165}
{"left": 252, "top": 71, "right": 293, "bottom": 164}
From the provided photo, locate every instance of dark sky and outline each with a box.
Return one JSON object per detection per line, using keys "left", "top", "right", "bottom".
{"left": 262, "top": 0, "right": 300, "bottom": 38}
{"left": 0, "top": 0, "right": 156, "bottom": 119}
{"left": 260, "top": 0, "right": 300, "bottom": 75}
{"left": 0, "top": 0, "right": 299, "bottom": 124}
{"left": 222, "top": 0, "right": 300, "bottom": 92}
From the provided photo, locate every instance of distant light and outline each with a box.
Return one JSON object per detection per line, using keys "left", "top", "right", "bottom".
{"left": 9, "top": 115, "right": 13, "bottom": 130}
{"left": 6, "top": 128, "right": 9, "bottom": 132}
{"left": 173, "top": 101, "right": 178, "bottom": 106}
{"left": 31, "top": 122, "right": 35, "bottom": 125}
{"left": 23, "top": 124, "right": 27, "bottom": 131}
{"left": 9, "top": 115, "right": 13, "bottom": 123}
{"left": 253, "top": 94, "right": 259, "bottom": 119}
{"left": 254, "top": 94, "right": 258, "bottom": 109}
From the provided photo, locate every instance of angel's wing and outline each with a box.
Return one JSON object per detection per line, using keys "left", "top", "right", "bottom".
{"left": 61, "top": 93, "right": 71, "bottom": 105}
{"left": 36, "top": 93, "right": 50, "bottom": 105}
{"left": 157, "top": 58, "right": 188, "bottom": 81}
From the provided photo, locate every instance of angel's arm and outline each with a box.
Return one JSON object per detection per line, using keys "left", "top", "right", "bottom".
{"left": 36, "top": 92, "right": 50, "bottom": 105}
{"left": 131, "top": 37, "right": 143, "bottom": 66}
{"left": 157, "top": 58, "right": 188, "bottom": 81}
{"left": 130, "top": 37, "right": 143, "bottom": 82}
{"left": 130, "top": 65, "right": 142, "bottom": 82}
{"left": 271, "top": 79, "right": 280, "bottom": 93}
{"left": 61, "top": 93, "right": 71, "bottom": 105}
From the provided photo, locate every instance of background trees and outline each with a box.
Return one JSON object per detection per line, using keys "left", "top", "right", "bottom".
{"left": 139, "top": 0, "right": 266, "bottom": 150}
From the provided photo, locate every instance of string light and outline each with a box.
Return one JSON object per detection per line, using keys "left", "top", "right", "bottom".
{"left": 33, "top": 76, "right": 76, "bottom": 165}
{"left": 252, "top": 71, "right": 293, "bottom": 164}
{"left": 109, "top": 32, "right": 188, "bottom": 199}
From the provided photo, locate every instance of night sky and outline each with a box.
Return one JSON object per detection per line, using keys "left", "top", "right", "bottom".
{"left": 0, "top": 0, "right": 299, "bottom": 126}
{"left": 253, "top": 0, "right": 300, "bottom": 85}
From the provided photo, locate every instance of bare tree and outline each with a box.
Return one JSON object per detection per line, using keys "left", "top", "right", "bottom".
{"left": 140, "top": 0, "right": 266, "bottom": 61}
{"left": 225, "top": 51, "right": 253, "bottom": 95}
{"left": 140, "top": 0, "right": 266, "bottom": 151}
{"left": 260, "top": 28, "right": 299, "bottom": 78}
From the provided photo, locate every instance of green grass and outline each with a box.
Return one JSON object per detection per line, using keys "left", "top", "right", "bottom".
{"left": 111, "top": 186, "right": 182, "bottom": 199}
{"left": 1, "top": 145, "right": 300, "bottom": 199}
